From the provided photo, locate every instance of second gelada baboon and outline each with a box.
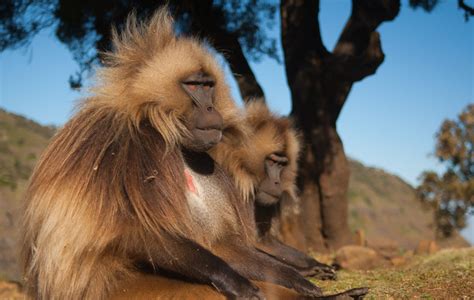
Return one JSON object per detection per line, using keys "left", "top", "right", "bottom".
{"left": 210, "top": 100, "right": 336, "bottom": 279}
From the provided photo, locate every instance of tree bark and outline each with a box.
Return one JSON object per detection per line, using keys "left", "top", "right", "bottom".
{"left": 280, "top": 0, "right": 400, "bottom": 252}
{"left": 183, "top": 0, "right": 265, "bottom": 102}
{"left": 209, "top": 30, "right": 265, "bottom": 101}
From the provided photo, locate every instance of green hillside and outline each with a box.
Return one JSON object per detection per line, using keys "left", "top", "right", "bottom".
{"left": 347, "top": 160, "right": 468, "bottom": 250}
{"left": 0, "top": 109, "right": 468, "bottom": 281}
{"left": 0, "top": 109, "right": 55, "bottom": 280}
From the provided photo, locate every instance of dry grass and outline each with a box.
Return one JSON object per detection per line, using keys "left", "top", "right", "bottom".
{"left": 315, "top": 248, "right": 474, "bottom": 299}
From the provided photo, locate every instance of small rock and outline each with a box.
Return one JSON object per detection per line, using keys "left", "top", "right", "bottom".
{"left": 367, "top": 238, "right": 400, "bottom": 259}
{"left": 354, "top": 229, "right": 367, "bottom": 247}
{"left": 0, "top": 281, "right": 24, "bottom": 300}
{"left": 334, "top": 245, "right": 389, "bottom": 270}
{"left": 390, "top": 256, "right": 406, "bottom": 266}
{"left": 403, "top": 250, "right": 414, "bottom": 258}
{"left": 415, "top": 240, "right": 438, "bottom": 255}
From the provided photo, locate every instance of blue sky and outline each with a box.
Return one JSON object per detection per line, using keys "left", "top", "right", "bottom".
{"left": 0, "top": 1, "right": 472, "bottom": 242}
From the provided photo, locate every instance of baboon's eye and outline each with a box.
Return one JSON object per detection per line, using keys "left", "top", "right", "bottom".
{"left": 183, "top": 81, "right": 215, "bottom": 88}
{"left": 268, "top": 153, "right": 289, "bottom": 167}
{"left": 181, "top": 73, "right": 216, "bottom": 108}
{"left": 186, "top": 84, "right": 198, "bottom": 91}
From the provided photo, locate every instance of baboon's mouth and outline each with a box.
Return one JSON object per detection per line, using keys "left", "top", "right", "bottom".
{"left": 258, "top": 189, "right": 281, "bottom": 199}
{"left": 257, "top": 190, "right": 280, "bottom": 205}
{"left": 193, "top": 128, "right": 222, "bottom": 145}
{"left": 195, "top": 124, "right": 222, "bottom": 131}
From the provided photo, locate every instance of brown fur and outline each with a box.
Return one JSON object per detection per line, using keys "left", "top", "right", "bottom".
{"left": 209, "top": 99, "right": 301, "bottom": 203}
{"left": 209, "top": 100, "right": 339, "bottom": 281}
{"left": 111, "top": 275, "right": 304, "bottom": 300}
{"left": 21, "top": 9, "right": 330, "bottom": 300}
{"left": 21, "top": 9, "right": 250, "bottom": 300}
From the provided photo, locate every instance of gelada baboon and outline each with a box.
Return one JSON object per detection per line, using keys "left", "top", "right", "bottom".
{"left": 21, "top": 9, "right": 329, "bottom": 300}
{"left": 209, "top": 101, "right": 336, "bottom": 279}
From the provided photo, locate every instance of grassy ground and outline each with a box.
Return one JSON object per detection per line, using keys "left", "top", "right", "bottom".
{"left": 0, "top": 248, "right": 472, "bottom": 299}
{"left": 315, "top": 248, "right": 474, "bottom": 299}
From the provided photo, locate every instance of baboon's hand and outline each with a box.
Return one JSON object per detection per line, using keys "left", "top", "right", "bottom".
{"left": 217, "top": 279, "right": 265, "bottom": 300}
{"left": 300, "top": 263, "right": 337, "bottom": 280}
{"left": 315, "top": 287, "right": 369, "bottom": 300}
{"left": 234, "top": 284, "right": 265, "bottom": 300}
{"left": 291, "top": 279, "right": 323, "bottom": 297}
{"left": 235, "top": 288, "right": 266, "bottom": 300}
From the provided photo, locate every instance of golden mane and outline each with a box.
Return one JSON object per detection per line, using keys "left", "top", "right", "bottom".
{"left": 210, "top": 100, "right": 301, "bottom": 201}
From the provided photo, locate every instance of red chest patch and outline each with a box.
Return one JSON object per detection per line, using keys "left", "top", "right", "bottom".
{"left": 184, "top": 169, "right": 199, "bottom": 195}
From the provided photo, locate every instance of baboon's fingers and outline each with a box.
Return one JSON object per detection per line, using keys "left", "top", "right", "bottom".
{"left": 315, "top": 287, "right": 369, "bottom": 300}
{"left": 302, "top": 263, "right": 337, "bottom": 280}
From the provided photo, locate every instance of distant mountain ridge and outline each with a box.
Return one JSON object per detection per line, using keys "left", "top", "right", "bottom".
{"left": 0, "top": 109, "right": 468, "bottom": 281}
{"left": 347, "top": 159, "right": 467, "bottom": 250}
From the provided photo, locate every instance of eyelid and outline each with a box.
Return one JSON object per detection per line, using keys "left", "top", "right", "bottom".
{"left": 267, "top": 158, "right": 287, "bottom": 167}
{"left": 183, "top": 81, "right": 215, "bottom": 87}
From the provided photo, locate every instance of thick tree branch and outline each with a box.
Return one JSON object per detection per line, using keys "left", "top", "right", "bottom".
{"left": 280, "top": 0, "right": 328, "bottom": 85}
{"left": 329, "top": 31, "right": 385, "bottom": 83}
{"left": 183, "top": 0, "right": 265, "bottom": 102}
{"left": 331, "top": 0, "right": 399, "bottom": 79}
{"left": 210, "top": 31, "right": 265, "bottom": 102}
{"left": 328, "top": 0, "right": 400, "bottom": 118}
{"left": 459, "top": 0, "right": 474, "bottom": 21}
{"left": 459, "top": 0, "right": 474, "bottom": 14}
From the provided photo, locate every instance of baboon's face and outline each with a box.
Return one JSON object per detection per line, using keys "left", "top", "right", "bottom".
{"left": 256, "top": 153, "right": 288, "bottom": 206}
{"left": 181, "top": 72, "right": 223, "bottom": 152}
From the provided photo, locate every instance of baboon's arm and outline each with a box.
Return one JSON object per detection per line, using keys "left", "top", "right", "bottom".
{"left": 214, "top": 242, "right": 323, "bottom": 297}
{"left": 148, "top": 236, "right": 264, "bottom": 299}
{"left": 256, "top": 235, "right": 336, "bottom": 280}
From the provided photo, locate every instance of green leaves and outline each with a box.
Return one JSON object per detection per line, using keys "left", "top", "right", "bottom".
{"left": 417, "top": 104, "right": 474, "bottom": 237}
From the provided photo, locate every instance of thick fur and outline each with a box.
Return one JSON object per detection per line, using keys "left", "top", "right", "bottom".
{"left": 209, "top": 100, "right": 301, "bottom": 202}
{"left": 111, "top": 275, "right": 305, "bottom": 300}
{"left": 209, "top": 101, "right": 340, "bottom": 281}
{"left": 21, "top": 9, "right": 250, "bottom": 300}
{"left": 110, "top": 274, "right": 368, "bottom": 300}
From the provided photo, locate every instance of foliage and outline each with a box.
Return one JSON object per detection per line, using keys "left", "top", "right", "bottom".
{"left": 4, "top": 0, "right": 469, "bottom": 89}
{"left": 0, "top": 0, "right": 277, "bottom": 88}
{"left": 410, "top": 0, "right": 474, "bottom": 21}
{"left": 0, "top": 0, "right": 54, "bottom": 51}
{"left": 409, "top": 0, "right": 441, "bottom": 12}
{"left": 417, "top": 104, "right": 474, "bottom": 237}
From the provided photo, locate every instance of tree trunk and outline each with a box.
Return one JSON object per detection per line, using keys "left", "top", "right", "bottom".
{"left": 280, "top": 0, "right": 400, "bottom": 252}
{"left": 183, "top": 0, "right": 265, "bottom": 102}
{"left": 209, "top": 31, "right": 265, "bottom": 101}
{"left": 284, "top": 65, "right": 354, "bottom": 252}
